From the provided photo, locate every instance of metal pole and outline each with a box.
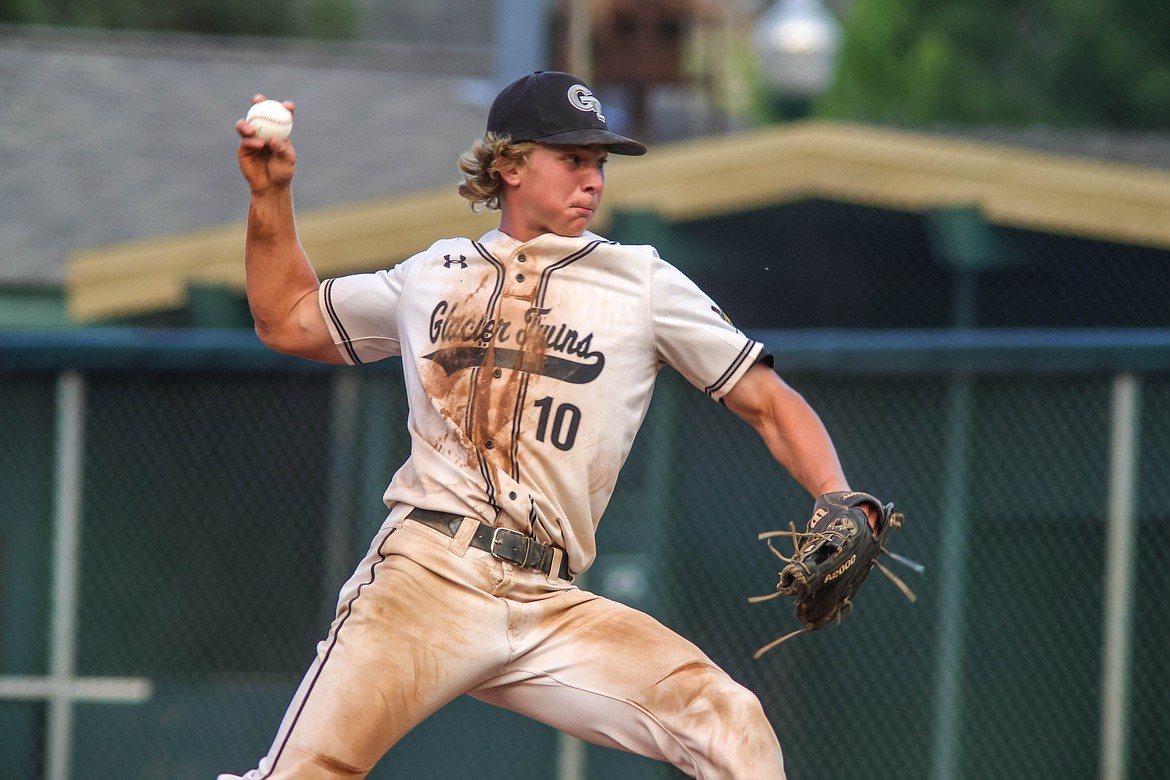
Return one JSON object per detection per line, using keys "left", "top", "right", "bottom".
{"left": 565, "top": 0, "right": 594, "bottom": 82}
{"left": 930, "top": 267, "right": 977, "bottom": 780}
{"left": 1099, "top": 373, "right": 1140, "bottom": 780}
{"left": 554, "top": 621, "right": 588, "bottom": 780}
{"left": 554, "top": 732, "right": 585, "bottom": 780}
{"left": 321, "top": 370, "right": 362, "bottom": 618}
{"left": 929, "top": 375, "right": 973, "bottom": 780}
{"left": 494, "top": 0, "right": 555, "bottom": 88}
{"left": 47, "top": 371, "right": 86, "bottom": 780}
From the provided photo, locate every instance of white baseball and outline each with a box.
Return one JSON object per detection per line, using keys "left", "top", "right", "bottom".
{"left": 245, "top": 99, "right": 293, "bottom": 141}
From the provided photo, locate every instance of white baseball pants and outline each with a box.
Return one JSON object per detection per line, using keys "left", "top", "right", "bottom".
{"left": 230, "top": 516, "right": 786, "bottom": 779}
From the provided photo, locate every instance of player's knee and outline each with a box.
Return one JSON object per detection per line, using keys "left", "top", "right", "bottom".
{"left": 711, "top": 675, "right": 773, "bottom": 737}
{"left": 703, "top": 678, "right": 785, "bottom": 776}
{"left": 648, "top": 661, "right": 773, "bottom": 735}
{"left": 656, "top": 662, "right": 784, "bottom": 773}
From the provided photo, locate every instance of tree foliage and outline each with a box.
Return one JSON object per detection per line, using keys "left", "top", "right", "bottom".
{"left": 816, "top": 0, "right": 1170, "bottom": 128}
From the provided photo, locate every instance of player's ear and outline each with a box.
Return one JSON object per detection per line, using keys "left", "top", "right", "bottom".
{"left": 497, "top": 159, "right": 523, "bottom": 187}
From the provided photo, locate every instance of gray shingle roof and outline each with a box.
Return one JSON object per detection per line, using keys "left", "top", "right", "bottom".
{"left": 0, "top": 25, "right": 494, "bottom": 286}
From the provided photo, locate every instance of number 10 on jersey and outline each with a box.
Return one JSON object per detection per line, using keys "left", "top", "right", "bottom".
{"left": 533, "top": 397, "right": 580, "bottom": 451}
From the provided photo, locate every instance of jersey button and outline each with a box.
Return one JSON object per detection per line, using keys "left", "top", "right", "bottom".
{"left": 485, "top": 440, "right": 494, "bottom": 449}
{"left": 493, "top": 368, "right": 502, "bottom": 378}
{"left": 509, "top": 491, "right": 517, "bottom": 500}
{"left": 515, "top": 273, "right": 525, "bottom": 282}
{"left": 517, "top": 254, "right": 527, "bottom": 262}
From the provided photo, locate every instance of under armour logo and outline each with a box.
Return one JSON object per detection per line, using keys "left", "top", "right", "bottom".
{"left": 443, "top": 254, "right": 468, "bottom": 269}
{"left": 567, "top": 84, "right": 605, "bottom": 122}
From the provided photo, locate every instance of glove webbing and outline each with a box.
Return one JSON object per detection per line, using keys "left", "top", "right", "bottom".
{"left": 749, "top": 515, "right": 922, "bottom": 658}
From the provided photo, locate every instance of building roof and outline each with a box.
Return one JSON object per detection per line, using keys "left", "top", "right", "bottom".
{"left": 0, "top": 24, "right": 493, "bottom": 288}
{"left": 68, "top": 118, "right": 1170, "bottom": 321}
{"left": 7, "top": 25, "right": 1170, "bottom": 323}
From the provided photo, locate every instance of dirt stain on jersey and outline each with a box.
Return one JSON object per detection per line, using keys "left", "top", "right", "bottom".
{"left": 419, "top": 355, "right": 478, "bottom": 472}
{"left": 421, "top": 268, "right": 501, "bottom": 473}
{"left": 588, "top": 448, "right": 621, "bottom": 497}
{"left": 468, "top": 290, "right": 549, "bottom": 477}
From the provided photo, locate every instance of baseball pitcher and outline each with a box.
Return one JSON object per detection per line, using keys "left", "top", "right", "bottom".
{"left": 222, "top": 70, "right": 884, "bottom": 780}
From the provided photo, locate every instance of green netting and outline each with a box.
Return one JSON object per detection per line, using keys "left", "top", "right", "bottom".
{"left": 2, "top": 338, "right": 1166, "bottom": 779}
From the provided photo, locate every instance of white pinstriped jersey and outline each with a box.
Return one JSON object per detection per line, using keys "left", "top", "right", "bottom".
{"left": 319, "top": 228, "right": 764, "bottom": 574}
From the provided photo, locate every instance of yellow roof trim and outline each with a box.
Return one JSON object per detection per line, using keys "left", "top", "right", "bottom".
{"left": 67, "top": 189, "right": 499, "bottom": 321}
{"left": 68, "top": 120, "right": 1170, "bottom": 322}
{"left": 601, "top": 121, "right": 1170, "bottom": 239}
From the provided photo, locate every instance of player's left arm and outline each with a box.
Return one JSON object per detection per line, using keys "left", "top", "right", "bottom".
{"left": 722, "top": 362, "right": 853, "bottom": 500}
{"left": 724, "top": 363, "right": 879, "bottom": 529}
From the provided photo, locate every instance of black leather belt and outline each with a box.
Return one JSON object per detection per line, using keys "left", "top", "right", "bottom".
{"left": 406, "top": 507, "right": 572, "bottom": 580}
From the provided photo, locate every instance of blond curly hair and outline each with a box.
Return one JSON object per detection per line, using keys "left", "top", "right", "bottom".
{"left": 457, "top": 134, "right": 539, "bottom": 212}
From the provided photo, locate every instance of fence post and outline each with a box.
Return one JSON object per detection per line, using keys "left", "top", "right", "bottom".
{"left": 555, "top": 686, "right": 587, "bottom": 780}
{"left": 929, "top": 375, "right": 973, "bottom": 780}
{"left": 1099, "top": 373, "right": 1140, "bottom": 780}
{"left": 48, "top": 371, "right": 86, "bottom": 780}
{"left": 322, "top": 369, "right": 363, "bottom": 618}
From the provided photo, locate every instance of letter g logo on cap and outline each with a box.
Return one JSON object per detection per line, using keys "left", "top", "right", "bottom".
{"left": 567, "top": 84, "right": 605, "bottom": 122}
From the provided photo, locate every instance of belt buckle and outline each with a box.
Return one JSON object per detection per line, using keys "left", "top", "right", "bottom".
{"left": 490, "top": 527, "right": 531, "bottom": 567}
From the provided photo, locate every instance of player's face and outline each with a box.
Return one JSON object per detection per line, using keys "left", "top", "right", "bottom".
{"left": 500, "top": 144, "right": 607, "bottom": 241}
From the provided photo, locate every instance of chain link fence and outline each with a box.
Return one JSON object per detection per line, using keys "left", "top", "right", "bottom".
{"left": 2, "top": 331, "right": 1167, "bottom": 780}
{"left": 5, "top": 0, "right": 1170, "bottom": 775}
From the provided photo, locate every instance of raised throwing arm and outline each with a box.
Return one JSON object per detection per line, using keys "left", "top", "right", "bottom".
{"left": 235, "top": 95, "right": 341, "bottom": 363}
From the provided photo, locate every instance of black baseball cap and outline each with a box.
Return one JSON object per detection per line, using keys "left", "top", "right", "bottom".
{"left": 486, "top": 71, "right": 646, "bottom": 156}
